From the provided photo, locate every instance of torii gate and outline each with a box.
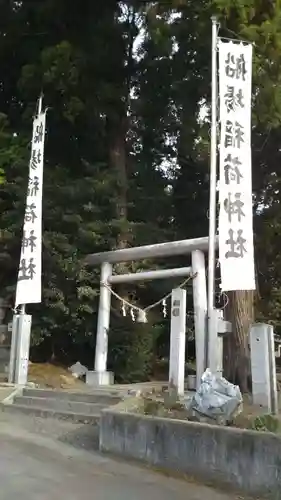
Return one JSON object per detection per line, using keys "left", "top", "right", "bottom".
{"left": 85, "top": 236, "right": 221, "bottom": 391}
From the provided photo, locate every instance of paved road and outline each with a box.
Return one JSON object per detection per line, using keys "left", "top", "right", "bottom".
{"left": 0, "top": 418, "right": 243, "bottom": 500}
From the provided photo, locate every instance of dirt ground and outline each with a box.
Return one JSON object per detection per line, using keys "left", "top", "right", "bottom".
{"left": 27, "top": 362, "right": 85, "bottom": 389}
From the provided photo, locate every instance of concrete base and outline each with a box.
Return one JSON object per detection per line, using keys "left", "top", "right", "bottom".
{"left": 86, "top": 371, "right": 114, "bottom": 387}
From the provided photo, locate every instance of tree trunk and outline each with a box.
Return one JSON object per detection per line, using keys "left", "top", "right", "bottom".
{"left": 108, "top": 114, "right": 128, "bottom": 253}
{"left": 107, "top": 112, "right": 131, "bottom": 304}
{"left": 105, "top": 4, "right": 137, "bottom": 308}
{"left": 224, "top": 290, "right": 254, "bottom": 393}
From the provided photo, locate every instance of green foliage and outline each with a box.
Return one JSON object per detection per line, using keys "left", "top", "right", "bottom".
{"left": 108, "top": 315, "right": 157, "bottom": 383}
{"left": 250, "top": 414, "right": 281, "bottom": 433}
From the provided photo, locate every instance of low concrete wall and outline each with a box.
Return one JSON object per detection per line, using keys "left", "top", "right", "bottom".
{"left": 100, "top": 401, "right": 281, "bottom": 497}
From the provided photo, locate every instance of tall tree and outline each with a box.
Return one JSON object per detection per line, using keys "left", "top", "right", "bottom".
{"left": 212, "top": 0, "right": 281, "bottom": 388}
{"left": 0, "top": 0, "right": 174, "bottom": 372}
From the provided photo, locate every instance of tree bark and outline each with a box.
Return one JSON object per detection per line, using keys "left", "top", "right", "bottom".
{"left": 224, "top": 290, "right": 254, "bottom": 393}
{"left": 108, "top": 114, "right": 128, "bottom": 252}
{"left": 105, "top": 4, "right": 136, "bottom": 257}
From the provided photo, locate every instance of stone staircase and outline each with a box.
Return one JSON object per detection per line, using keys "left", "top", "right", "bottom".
{"left": 1, "top": 387, "right": 123, "bottom": 423}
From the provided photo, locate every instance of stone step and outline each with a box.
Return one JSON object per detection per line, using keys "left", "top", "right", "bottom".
{"left": 13, "top": 396, "right": 105, "bottom": 416}
{"left": 22, "top": 388, "right": 122, "bottom": 405}
{"left": 2, "top": 402, "right": 100, "bottom": 424}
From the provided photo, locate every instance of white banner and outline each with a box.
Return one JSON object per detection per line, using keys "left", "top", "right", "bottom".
{"left": 218, "top": 40, "right": 255, "bottom": 291}
{"left": 15, "top": 110, "right": 46, "bottom": 306}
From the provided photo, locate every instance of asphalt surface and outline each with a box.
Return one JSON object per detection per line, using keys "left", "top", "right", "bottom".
{"left": 0, "top": 412, "right": 246, "bottom": 500}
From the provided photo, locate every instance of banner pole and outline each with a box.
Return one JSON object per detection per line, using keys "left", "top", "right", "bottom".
{"left": 207, "top": 16, "right": 219, "bottom": 366}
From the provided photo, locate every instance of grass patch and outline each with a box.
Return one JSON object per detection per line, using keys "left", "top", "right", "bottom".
{"left": 233, "top": 413, "right": 281, "bottom": 433}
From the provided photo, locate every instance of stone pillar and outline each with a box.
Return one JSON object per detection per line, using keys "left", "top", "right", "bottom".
{"left": 169, "top": 288, "right": 187, "bottom": 396}
{"left": 8, "top": 315, "right": 19, "bottom": 383}
{"left": 14, "top": 314, "right": 32, "bottom": 385}
{"left": 0, "top": 299, "right": 10, "bottom": 378}
{"left": 250, "top": 323, "right": 278, "bottom": 414}
{"left": 86, "top": 262, "right": 114, "bottom": 386}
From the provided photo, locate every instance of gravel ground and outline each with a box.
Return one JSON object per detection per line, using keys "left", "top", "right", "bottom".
{"left": 0, "top": 409, "right": 100, "bottom": 450}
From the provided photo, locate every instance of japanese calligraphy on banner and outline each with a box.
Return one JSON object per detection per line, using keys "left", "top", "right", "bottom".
{"left": 15, "top": 110, "right": 46, "bottom": 306}
{"left": 218, "top": 41, "right": 255, "bottom": 291}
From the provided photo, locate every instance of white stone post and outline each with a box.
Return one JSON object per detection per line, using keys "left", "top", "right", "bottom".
{"left": 267, "top": 324, "right": 278, "bottom": 415}
{"left": 9, "top": 312, "right": 32, "bottom": 385}
{"left": 191, "top": 250, "right": 207, "bottom": 389}
{"left": 86, "top": 262, "right": 114, "bottom": 386}
{"left": 14, "top": 314, "right": 32, "bottom": 385}
{"left": 8, "top": 314, "right": 20, "bottom": 384}
{"left": 250, "top": 323, "right": 278, "bottom": 414}
{"left": 169, "top": 288, "right": 187, "bottom": 396}
{"left": 216, "top": 309, "right": 224, "bottom": 378}
{"left": 208, "top": 308, "right": 221, "bottom": 375}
